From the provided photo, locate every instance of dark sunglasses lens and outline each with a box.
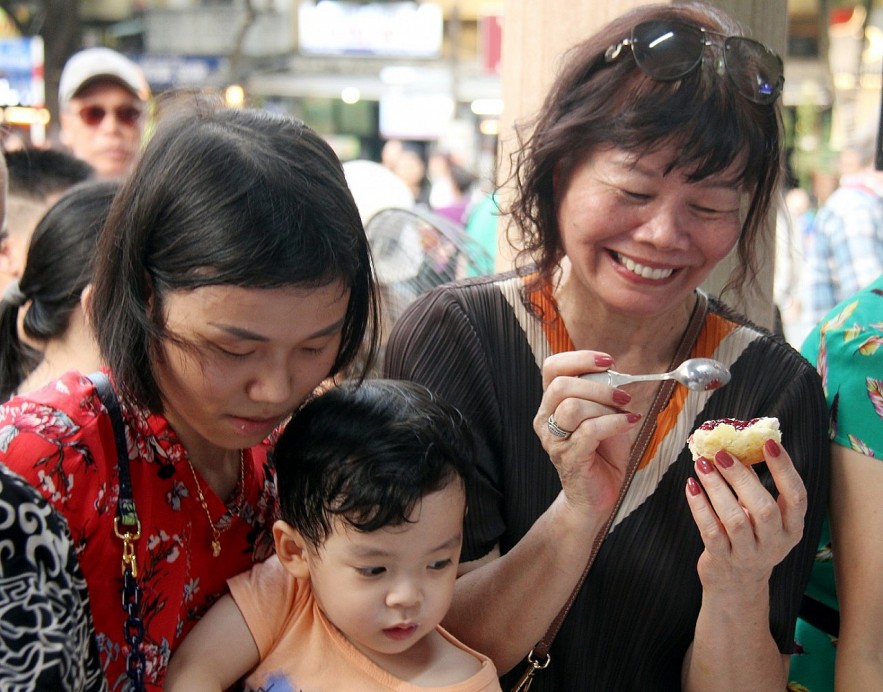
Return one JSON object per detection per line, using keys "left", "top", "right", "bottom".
{"left": 116, "top": 106, "right": 142, "bottom": 126}
{"left": 724, "top": 37, "right": 783, "bottom": 104}
{"left": 78, "top": 105, "right": 141, "bottom": 126}
{"left": 631, "top": 20, "right": 704, "bottom": 80}
{"left": 79, "top": 106, "right": 106, "bottom": 126}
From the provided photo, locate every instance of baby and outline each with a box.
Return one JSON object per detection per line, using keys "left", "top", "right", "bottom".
{"left": 166, "top": 379, "right": 500, "bottom": 690}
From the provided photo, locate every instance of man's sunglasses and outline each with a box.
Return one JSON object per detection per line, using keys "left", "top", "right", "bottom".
{"left": 604, "top": 19, "right": 784, "bottom": 105}
{"left": 77, "top": 104, "right": 143, "bottom": 127}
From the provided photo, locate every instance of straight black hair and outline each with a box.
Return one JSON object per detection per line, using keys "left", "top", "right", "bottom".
{"left": 0, "top": 180, "right": 118, "bottom": 401}
{"left": 89, "top": 106, "right": 380, "bottom": 410}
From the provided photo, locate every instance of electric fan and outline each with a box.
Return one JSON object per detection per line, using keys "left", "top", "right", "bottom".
{"left": 342, "top": 160, "right": 493, "bottom": 376}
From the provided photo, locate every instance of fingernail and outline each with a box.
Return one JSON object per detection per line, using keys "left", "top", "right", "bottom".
{"left": 595, "top": 354, "right": 614, "bottom": 367}
{"left": 714, "top": 450, "right": 734, "bottom": 469}
{"left": 765, "top": 439, "right": 781, "bottom": 457}
{"left": 697, "top": 456, "right": 714, "bottom": 474}
{"left": 612, "top": 389, "right": 631, "bottom": 405}
{"left": 626, "top": 412, "right": 642, "bottom": 424}
{"left": 686, "top": 477, "right": 701, "bottom": 496}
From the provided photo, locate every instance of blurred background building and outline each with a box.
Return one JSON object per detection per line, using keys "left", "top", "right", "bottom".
{"left": 0, "top": 0, "right": 878, "bottom": 198}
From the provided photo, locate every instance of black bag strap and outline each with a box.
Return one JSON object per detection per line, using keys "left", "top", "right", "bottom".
{"left": 86, "top": 372, "right": 146, "bottom": 691}
{"left": 88, "top": 372, "right": 138, "bottom": 528}
{"left": 798, "top": 594, "right": 840, "bottom": 639}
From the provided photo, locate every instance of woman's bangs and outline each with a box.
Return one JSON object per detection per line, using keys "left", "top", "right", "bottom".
{"left": 605, "top": 70, "right": 769, "bottom": 187}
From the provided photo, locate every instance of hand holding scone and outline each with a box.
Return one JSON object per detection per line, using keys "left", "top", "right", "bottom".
{"left": 684, "top": 423, "right": 807, "bottom": 598}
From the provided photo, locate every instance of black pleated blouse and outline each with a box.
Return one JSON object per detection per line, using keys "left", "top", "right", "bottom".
{"left": 384, "top": 272, "right": 830, "bottom": 691}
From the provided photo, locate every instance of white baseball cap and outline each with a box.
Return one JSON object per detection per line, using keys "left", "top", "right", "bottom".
{"left": 59, "top": 47, "right": 150, "bottom": 106}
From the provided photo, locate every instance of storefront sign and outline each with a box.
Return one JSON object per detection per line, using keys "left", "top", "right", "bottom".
{"left": 0, "top": 37, "right": 44, "bottom": 107}
{"left": 298, "top": 1, "right": 443, "bottom": 57}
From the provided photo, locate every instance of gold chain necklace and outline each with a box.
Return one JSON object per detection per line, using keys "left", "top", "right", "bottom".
{"left": 187, "top": 450, "right": 246, "bottom": 557}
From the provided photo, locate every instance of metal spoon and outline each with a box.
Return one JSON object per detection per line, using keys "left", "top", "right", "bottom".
{"left": 580, "top": 357, "right": 731, "bottom": 392}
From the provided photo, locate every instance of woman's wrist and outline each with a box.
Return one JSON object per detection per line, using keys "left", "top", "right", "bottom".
{"left": 548, "top": 491, "right": 608, "bottom": 538}
{"left": 699, "top": 578, "right": 771, "bottom": 620}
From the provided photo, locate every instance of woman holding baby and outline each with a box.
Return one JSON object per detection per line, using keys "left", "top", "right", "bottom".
{"left": 384, "top": 2, "right": 830, "bottom": 689}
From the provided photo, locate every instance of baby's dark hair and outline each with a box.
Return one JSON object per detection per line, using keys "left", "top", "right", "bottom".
{"left": 276, "top": 379, "right": 474, "bottom": 549}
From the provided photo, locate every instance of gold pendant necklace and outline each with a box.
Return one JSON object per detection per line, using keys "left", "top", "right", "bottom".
{"left": 187, "top": 450, "right": 246, "bottom": 557}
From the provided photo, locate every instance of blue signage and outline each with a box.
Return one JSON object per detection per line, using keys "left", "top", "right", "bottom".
{"left": 0, "top": 37, "right": 44, "bottom": 106}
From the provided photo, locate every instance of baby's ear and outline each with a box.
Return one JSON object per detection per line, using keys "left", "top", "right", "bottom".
{"left": 272, "top": 519, "right": 311, "bottom": 579}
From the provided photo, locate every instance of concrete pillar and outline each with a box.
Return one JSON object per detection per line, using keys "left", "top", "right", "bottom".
{"left": 496, "top": 0, "right": 788, "bottom": 329}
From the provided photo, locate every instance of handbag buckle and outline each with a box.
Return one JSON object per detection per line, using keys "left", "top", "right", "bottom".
{"left": 114, "top": 516, "right": 142, "bottom": 578}
{"left": 512, "top": 649, "right": 551, "bottom": 692}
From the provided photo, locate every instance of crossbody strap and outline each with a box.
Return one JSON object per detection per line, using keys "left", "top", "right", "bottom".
{"left": 89, "top": 372, "right": 137, "bottom": 528}
{"left": 86, "top": 372, "right": 147, "bottom": 692}
{"left": 798, "top": 594, "right": 840, "bottom": 638}
{"left": 514, "top": 292, "right": 709, "bottom": 691}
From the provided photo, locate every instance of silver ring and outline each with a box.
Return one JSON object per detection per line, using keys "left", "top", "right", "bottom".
{"left": 547, "top": 414, "right": 573, "bottom": 439}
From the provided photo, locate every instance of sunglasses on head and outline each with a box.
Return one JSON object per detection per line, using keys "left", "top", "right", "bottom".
{"left": 77, "top": 104, "right": 143, "bottom": 127}
{"left": 604, "top": 19, "right": 784, "bottom": 105}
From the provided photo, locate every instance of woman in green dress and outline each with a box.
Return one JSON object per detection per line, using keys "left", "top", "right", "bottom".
{"left": 791, "top": 273, "right": 883, "bottom": 690}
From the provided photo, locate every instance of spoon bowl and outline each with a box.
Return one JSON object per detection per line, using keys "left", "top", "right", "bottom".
{"left": 580, "top": 357, "right": 731, "bottom": 392}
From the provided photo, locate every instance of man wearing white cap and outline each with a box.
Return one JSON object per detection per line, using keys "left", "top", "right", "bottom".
{"left": 58, "top": 47, "right": 150, "bottom": 179}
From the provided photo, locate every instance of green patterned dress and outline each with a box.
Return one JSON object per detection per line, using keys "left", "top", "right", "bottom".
{"left": 790, "top": 274, "right": 883, "bottom": 691}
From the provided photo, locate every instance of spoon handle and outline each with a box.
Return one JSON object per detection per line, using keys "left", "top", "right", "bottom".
{"left": 580, "top": 370, "right": 672, "bottom": 386}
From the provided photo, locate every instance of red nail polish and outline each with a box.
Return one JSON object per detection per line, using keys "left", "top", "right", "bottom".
{"left": 697, "top": 456, "right": 714, "bottom": 474}
{"left": 765, "top": 439, "right": 781, "bottom": 457}
{"left": 612, "top": 389, "right": 631, "bottom": 405}
{"left": 595, "top": 354, "right": 614, "bottom": 367}
{"left": 714, "top": 450, "right": 734, "bottom": 468}
{"left": 626, "top": 412, "right": 642, "bottom": 424}
{"left": 687, "top": 477, "right": 701, "bottom": 496}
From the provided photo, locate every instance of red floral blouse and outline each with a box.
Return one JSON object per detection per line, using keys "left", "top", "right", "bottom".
{"left": 0, "top": 370, "right": 278, "bottom": 691}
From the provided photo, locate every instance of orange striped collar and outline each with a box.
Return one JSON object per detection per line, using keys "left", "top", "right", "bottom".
{"left": 523, "top": 275, "right": 738, "bottom": 468}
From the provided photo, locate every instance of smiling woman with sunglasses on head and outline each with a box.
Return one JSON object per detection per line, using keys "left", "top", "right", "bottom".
{"left": 0, "top": 105, "right": 379, "bottom": 690}
{"left": 383, "top": 3, "right": 829, "bottom": 690}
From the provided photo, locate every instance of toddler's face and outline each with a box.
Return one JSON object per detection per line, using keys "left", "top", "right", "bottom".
{"left": 307, "top": 480, "right": 466, "bottom": 668}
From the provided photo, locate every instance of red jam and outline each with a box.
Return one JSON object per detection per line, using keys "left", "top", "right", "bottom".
{"left": 697, "top": 417, "right": 761, "bottom": 431}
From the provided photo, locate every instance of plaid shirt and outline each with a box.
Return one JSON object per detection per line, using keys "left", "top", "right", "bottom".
{"left": 804, "top": 174, "right": 883, "bottom": 325}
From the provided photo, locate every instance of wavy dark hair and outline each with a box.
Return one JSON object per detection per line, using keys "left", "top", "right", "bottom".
{"left": 0, "top": 180, "right": 118, "bottom": 401}
{"left": 507, "top": 1, "right": 783, "bottom": 299}
{"left": 88, "top": 106, "right": 380, "bottom": 411}
{"left": 276, "top": 379, "right": 474, "bottom": 549}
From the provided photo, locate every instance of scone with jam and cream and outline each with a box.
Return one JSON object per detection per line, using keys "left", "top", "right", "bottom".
{"left": 688, "top": 417, "right": 781, "bottom": 466}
